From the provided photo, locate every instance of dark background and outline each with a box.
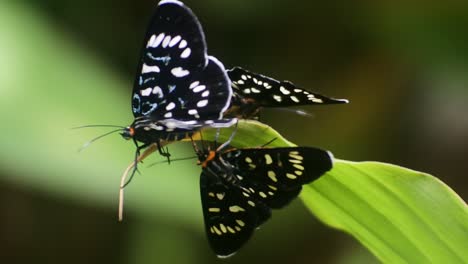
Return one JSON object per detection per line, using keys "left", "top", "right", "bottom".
{"left": 0, "top": 0, "right": 467, "bottom": 263}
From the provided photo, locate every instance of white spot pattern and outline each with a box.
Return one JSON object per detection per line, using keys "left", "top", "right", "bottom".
{"left": 179, "top": 39, "right": 187, "bottom": 49}
{"left": 193, "top": 85, "right": 206, "bottom": 93}
{"left": 190, "top": 81, "right": 200, "bottom": 89}
{"left": 197, "top": 99, "right": 208, "bottom": 107}
{"left": 251, "top": 88, "right": 260, "bottom": 93}
{"left": 152, "top": 86, "right": 163, "bottom": 98}
{"left": 169, "top": 35, "right": 181, "bottom": 47}
{"left": 229, "top": 206, "right": 245, "bottom": 212}
{"left": 141, "top": 87, "right": 152, "bottom": 96}
{"left": 273, "top": 95, "right": 282, "bottom": 102}
{"left": 150, "top": 33, "right": 165, "bottom": 48}
{"left": 171, "top": 67, "right": 190, "bottom": 77}
{"left": 162, "top": 35, "right": 171, "bottom": 48}
{"left": 280, "top": 86, "right": 291, "bottom": 95}
{"left": 181, "top": 48, "right": 191, "bottom": 58}
{"left": 268, "top": 171, "right": 277, "bottom": 182}
{"left": 147, "top": 35, "right": 156, "bottom": 47}
{"left": 188, "top": 109, "right": 198, "bottom": 115}
{"left": 201, "top": 90, "right": 210, "bottom": 97}
{"left": 142, "top": 64, "right": 160, "bottom": 73}
{"left": 166, "top": 102, "right": 176, "bottom": 110}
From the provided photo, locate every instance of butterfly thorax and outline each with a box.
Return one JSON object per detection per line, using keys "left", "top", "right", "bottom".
{"left": 199, "top": 150, "right": 241, "bottom": 187}
{"left": 121, "top": 117, "right": 193, "bottom": 144}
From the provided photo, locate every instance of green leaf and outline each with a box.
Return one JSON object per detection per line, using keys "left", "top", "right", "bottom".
{"left": 203, "top": 121, "right": 468, "bottom": 264}
{"left": 303, "top": 161, "right": 468, "bottom": 264}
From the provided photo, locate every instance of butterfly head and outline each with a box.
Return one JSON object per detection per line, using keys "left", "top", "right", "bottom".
{"left": 192, "top": 141, "right": 217, "bottom": 168}
{"left": 200, "top": 150, "right": 216, "bottom": 168}
{"left": 120, "top": 126, "right": 135, "bottom": 140}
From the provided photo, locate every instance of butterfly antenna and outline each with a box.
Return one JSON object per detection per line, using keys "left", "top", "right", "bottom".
{"left": 216, "top": 120, "right": 238, "bottom": 152}
{"left": 72, "top": 124, "right": 126, "bottom": 129}
{"left": 78, "top": 128, "right": 123, "bottom": 152}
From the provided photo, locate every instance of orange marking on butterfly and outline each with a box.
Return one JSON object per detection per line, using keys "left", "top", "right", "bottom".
{"left": 202, "top": 150, "right": 216, "bottom": 168}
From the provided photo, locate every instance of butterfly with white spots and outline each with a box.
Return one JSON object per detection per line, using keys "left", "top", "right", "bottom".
{"left": 121, "top": 0, "right": 236, "bottom": 157}
{"left": 195, "top": 144, "right": 333, "bottom": 257}
{"left": 225, "top": 67, "right": 349, "bottom": 119}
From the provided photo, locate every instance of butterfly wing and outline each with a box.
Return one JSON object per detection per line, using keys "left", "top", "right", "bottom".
{"left": 227, "top": 67, "right": 348, "bottom": 108}
{"left": 132, "top": 1, "right": 232, "bottom": 124}
{"left": 200, "top": 170, "right": 271, "bottom": 257}
{"left": 223, "top": 147, "right": 333, "bottom": 208}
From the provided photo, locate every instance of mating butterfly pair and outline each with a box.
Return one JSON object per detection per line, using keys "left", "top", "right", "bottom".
{"left": 120, "top": 0, "right": 347, "bottom": 258}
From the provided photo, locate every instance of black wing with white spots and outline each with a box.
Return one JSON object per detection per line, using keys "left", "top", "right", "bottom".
{"left": 226, "top": 67, "right": 348, "bottom": 118}
{"left": 199, "top": 147, "right": 332, "bottom": 257}
{"left": 223, "top": 147, "right": 333, "bottom": 208}
{"left": 200, "top": 171, "right": 271, "bottom": 257}
{"left": 132, "top": 0, "right": 232, "bottom": 124}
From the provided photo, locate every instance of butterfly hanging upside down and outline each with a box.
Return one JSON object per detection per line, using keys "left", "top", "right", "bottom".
{"left": 193, "top": 140, "right": 333, "bottom": 257}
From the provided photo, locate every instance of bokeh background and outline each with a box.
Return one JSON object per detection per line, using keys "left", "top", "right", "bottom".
{"left": 1, "top": 0, "right": 467, "bottom": 263}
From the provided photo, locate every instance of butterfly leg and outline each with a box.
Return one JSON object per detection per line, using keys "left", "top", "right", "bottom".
{"left": 156, "top": 140, "right": 171, "bottom": 164}
{"left": 213, "top": 128, "right": 221, "bottom": 149}
{"left": 119, "top": 143, "right": 157, "bottom": 221}
{"left": 216, "top": 120, "right": 239, "bottom": 152}
{"left": 123, "top": 141, "right": 151, "bottom": 188}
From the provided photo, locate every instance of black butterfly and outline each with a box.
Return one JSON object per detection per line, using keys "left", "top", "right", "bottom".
{"left": 195, "top": 144, "right": 333, "bottom": 257}
{"left": 121, "top": 0, "right": 235, "bottom": 158}
{"left": 225, "top": 67, "right": 348, "bottom": 119}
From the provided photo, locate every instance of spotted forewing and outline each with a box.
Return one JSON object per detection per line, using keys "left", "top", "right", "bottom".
{"left": 131, "top": 1, "right": 232, "bottom": 124}
{"left": 227, "top": 67, "right": 348, "bottom": 118}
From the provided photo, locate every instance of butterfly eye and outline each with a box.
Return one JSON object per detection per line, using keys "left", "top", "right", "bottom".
{"left": 120, "top": 127, "right": 134, "bottom": 140}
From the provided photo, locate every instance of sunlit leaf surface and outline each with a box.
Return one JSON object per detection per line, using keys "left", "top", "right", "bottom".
{"left": 204, "top": 121, "right": 468, "bottom": 264}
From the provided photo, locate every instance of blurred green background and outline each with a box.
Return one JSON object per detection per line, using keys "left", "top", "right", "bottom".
{"left": 0, "top": 0, "right": 467, "bottom": 263}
